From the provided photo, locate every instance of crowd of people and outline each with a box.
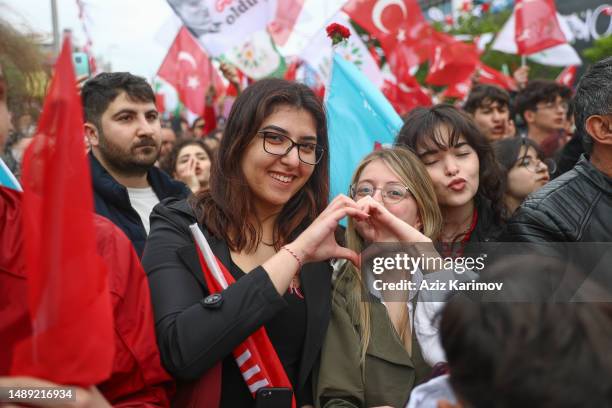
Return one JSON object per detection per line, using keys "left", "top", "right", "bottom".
{"left": 1, "top": 17, "right": 612, "bottom": 408}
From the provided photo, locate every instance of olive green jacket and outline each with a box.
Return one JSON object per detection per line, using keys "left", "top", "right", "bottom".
{"left": 315, "top": 275, "right": 431, "bottom": 408}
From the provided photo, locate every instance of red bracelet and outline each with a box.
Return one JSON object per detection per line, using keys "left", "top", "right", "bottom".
{"left": 281, "top": 245, "right": 303, "bottom": 269}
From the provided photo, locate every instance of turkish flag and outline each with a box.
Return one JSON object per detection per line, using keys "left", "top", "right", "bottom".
{"left": 344, "top": 0, "right": 431, "bottom": 77}
{"left": 442, "top": 77, "right": 472, "bottom": 100}
{"left": 556, "top": 65, "right": 577, "bottom": 88}
{"left": 439, "top": 62, "right": 516, "bottom": 100}
{"left": 383, "top": 78, "right": 432, "bottom": 116}
{"left": 344, "top": 0, "right": 426, "bottom": 48}
{"left": 158, "top": 27, "right": 223, "bottom": 116}
{"left": 477, "top": 63, "right": 517, "bottom": 91}
{"left": 515, "top": 0, "right": 566, "bottom": 55}
{"left": 426, "top": 40, "right": 480, "bottom": 86}
{"left": 268, "top": 0, "right": 305, "bottom": 46}
{"left": 10, "top": 36, "right": 115, "bottom": 386}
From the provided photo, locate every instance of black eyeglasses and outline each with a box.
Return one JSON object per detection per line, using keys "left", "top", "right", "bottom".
{"left": 258, "top": 131, "right": 324, "bottom": 165}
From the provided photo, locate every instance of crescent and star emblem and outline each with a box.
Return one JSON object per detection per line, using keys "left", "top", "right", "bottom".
{"left": 178, "top": 51, "right": 197, "bottom": 69}
{"left": 372, "top": 0, "right": 408, "bottom": 34}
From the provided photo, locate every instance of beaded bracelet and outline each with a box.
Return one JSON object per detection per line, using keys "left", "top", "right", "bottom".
{"left": 281, "top": 245, "right": 303, "bottom": 269}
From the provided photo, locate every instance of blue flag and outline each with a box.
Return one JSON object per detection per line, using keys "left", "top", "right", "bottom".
{"left": 0, "top": 157, "right": 22, "bottom": 191}
{"left": 325, "top": 52, "right": 403, "bottom": 201}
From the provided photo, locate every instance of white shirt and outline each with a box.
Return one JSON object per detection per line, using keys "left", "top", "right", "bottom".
{"left": 406, "top": 374, "right": 456, "bottom": 408}
{"left": 126, "top": 187, "right": 159, "bottom": 235}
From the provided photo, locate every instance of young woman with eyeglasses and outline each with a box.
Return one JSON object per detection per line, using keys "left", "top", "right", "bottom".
{"left": 493, "top": 137, "right": 553, "bottom": 216}
{"left": 316, "top": 147, "right": 445, "bottom": 408}
{"left": 142, "top": 78, "right": 368, "bottom": 408}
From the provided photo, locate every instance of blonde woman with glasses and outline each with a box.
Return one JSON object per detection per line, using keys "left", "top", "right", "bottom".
{"left": 316, "top": 147, "right": 444, "bottom": 408}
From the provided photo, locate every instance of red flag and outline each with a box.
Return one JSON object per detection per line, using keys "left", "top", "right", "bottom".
{"left": 190, "top": 225, "right": 296, "bottom": 407}
{"left": 440, "top": 62, "right": 516, "bottom": 100}
{"left": 515, "top": 0, "right": 566, "bottom": 55}
{"left": 314, "top": 84, "right": 326, "bottom": 101}
{"left": 343, "top": 0, "right": 426, "bottom": 50}
{"left": 477, "top": 63, "right": 517, "bottom": 91}
{"left": 442, "top": 77, "right": 472, "bottom": 99}
{"left": 11, "top": 36, "right": 114, "bottom": 386}
{"left": 344, "top": 0, "right": 432, "bottom": 77}
{"left": 268, "top": 0, "right": 305, "bottom": 46}
{"left": 203, "top": 101, "right": 217, "bottom": 135}
{"left": 155, "top": 93, "right": 166, "bottom": 114}
{"left": 556, "top": 65, "right": 577, "bottom": 88}
{"left": 426, "top": 40, "right": 480, "bottom": 86}
{"left": 158, "top": 27, "right": 223, "bottom": 116}
{"left": 284, "top": 59, "right": 301, "bottom": 81}
{"left": 382, "top": 78, "right": 432, "bottom": 116}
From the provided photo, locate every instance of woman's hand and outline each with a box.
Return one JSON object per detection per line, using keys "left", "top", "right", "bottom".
{"left": 354, "top": 196, "right": 431, "bottom": 244}
{"left": 219, "top": 62, "right": 241, "bottom": 93}
{"left": 175, "top": 157, "right": 200, "bottom": 193}
{"left": 287, "top": 195, "right": 369, "bottom": 267}
{"left": 513, "top": 65, "right": 530, "bottom": 90}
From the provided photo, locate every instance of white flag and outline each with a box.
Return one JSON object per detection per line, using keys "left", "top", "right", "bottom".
{"left": 167, "top": 0, "right": 274, "bottom": 57}
{"left": 222, "top": 30, "right": 286, "bottom": 79}
{"left": 276, "top": 0, "right": 348, "bottom": 57}
{"left": 301, "top": 12, "right": 383, "bottom": 88}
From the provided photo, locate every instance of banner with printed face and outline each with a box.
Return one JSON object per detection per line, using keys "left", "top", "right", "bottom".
{"left": 167, "top": 0, "right": 274, "bottom": 57}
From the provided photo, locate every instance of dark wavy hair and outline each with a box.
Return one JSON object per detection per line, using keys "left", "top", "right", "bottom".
{"left": 514, "top": 79, "right": 572, "bottom": 122}
{"left": 394, "top": 104, "right": 505, "bottom": 223}
{"left": 191, "top": 78, "right": 329, "bottom": 252}
{"left": 463, "top": 84, "right": 510, "bottom": 115}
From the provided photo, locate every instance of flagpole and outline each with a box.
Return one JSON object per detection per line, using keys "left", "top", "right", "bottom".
{"left": 189, "top": 224, "right": 228, "bottom": 289}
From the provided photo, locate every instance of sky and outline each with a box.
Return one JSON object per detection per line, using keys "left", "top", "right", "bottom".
{"left": 2, "top": 0, "right": 181, "bottom": 80}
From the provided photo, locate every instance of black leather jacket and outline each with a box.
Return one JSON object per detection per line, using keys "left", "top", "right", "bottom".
{"left": 503, "top": 156, "right": 612, "bottom": 242}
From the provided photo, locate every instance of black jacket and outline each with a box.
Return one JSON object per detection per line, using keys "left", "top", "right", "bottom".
{"left": 552, "top": 132, "right": 585, "bottom": 179}
{"left": 503, "top": 156, "right": 612, "bottom": 242}
{"left": 141, "top": 198, "right": 333, "bottom": 405}
{"left": 90, "top": 152, "right": 189, "bottom": 257}
{"left": 470, "top": 196, "right": 504, "bottom": 243}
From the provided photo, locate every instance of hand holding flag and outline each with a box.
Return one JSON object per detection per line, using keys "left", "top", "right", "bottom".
{"left": 189, "top": 224, "right": 296, "bottom": 407}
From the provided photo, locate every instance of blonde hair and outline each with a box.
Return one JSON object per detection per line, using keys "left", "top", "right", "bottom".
{"left": 338, "top": 146, "right": 442, "bottom": 363}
